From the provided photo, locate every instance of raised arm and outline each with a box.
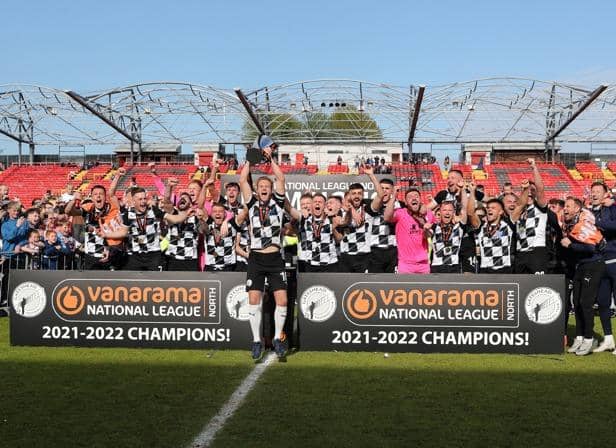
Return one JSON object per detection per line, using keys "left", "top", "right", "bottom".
{"left": 364, "top": 165, "right": 383, "bottom": 212}
{"left": 109, "top": 167, "right": 126, "bottom": 198}
{"left": 467, "top": 183, "right": 480, "bottom": 229}
{"left": 239, "top": 161, "right": 253, "bottom": 204}
{"left": 64, "top": 191, "right": 83, "bottom": 216}
{"left": 284, "top": 198, "right": 302, "bottom": 221}
{"left": 458, "top": 182, "right": 469, "bottom": 224}
{"left": 510, "top": 180, "right": 531, "bottom": 223}
{"left": 164, "top": 177, "right": 178, "bottom": 202}
{"left": 383, "top": 186, "right": 399, "bottom": 223}
{"left": 528, "top": 158, "right": 546, "bottom": 208}
{"left": 265, "top": 148, "right": 285, "bottom": 196}
{"left": 208, "top": 160, "right": 221, "bottom": 203}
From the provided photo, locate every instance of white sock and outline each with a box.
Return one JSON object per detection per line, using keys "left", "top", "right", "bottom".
{"left": 574, "top": 336, "right": 583, "bottom": 342}
{"left": 603, "top": 334, "right": 614, "bottom": 344}
{"left": 274, "top": 305, "right": 287, "bottom": 340}
{"left": 583, "top": 338, "right": 594, "bottom": 343}
{"left": 247, "top": 303, "right": 262, "bottom": 343}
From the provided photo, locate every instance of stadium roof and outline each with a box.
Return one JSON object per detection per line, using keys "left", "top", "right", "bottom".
{"left": 1, "top": 78, "right": 615, "bottom": 148}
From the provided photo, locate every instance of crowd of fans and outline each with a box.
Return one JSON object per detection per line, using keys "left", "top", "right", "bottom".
{"left": 0, "top": 150, "right": 614, "bottom": 359}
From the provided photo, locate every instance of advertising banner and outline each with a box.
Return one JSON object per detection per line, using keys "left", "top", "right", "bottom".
{"left": 297, "top": 273, "right": 566, "bottom": 354}
{"left": 9, "top": 270, "right": 253, "bottom": 349}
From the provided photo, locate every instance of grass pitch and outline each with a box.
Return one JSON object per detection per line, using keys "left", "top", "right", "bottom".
{"left": 0, "top": 319, "right": 252, "bottom": 448}
{"left": 2, "top": 317, "right": 616, "bottom": 448}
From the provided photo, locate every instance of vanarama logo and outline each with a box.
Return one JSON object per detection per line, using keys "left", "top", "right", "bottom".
{"left": 51, "top": 278, "right": 221, "bottom": 324}
{"left": 342, "top": 282, "right": 519, "bottom": 328}
{"left": 345, "top": 289, "right": 377, "bottom": 320}
{"left": 55, "top": 286, "right": 85, "bottom": 315}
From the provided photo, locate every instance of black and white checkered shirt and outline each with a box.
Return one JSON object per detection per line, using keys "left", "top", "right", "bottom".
{"left": 204, "top": 217, "right": 238, "bottom": 270}
{"left": 516, "top": 202, "right": 548, "bottom": 252}
{"left": 247, "top": 192, "right": 286, "bottom": 251}
{"left": 431, "top": 222, "right": 464, "bottom": 267}
{"left": 122, "top": 207, "right": 165, "bottom": 254}
{"left": 476, "top": 219, "right": 515, "bottom": 270}
{"left": 235, "top": 222, "right": 250, "bottom": 265}
{"left": 84, "top": 229, "right": 106, "bottom": 258}
{"left": 299, "top": 215, "right": 338, "bottom": 266}
{"left": 166, "top": 214, "right": 199, "bottom": 260}
{"left": 223, "top": 199, "right": 242, "bottom": 215}
{"left": 368, "top": 201, "right": 400, "bottom": 249}
{"left": 340, "top": 200, "right": 372, "bottom": 256}
{"left": 82, "top": 207, "right": 108, "bottom": 258}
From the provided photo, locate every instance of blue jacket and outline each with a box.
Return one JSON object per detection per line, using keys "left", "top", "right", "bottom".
{"left": 1, "top": 218, "right": 29, "bottom": 256}
{"left": 592, "top": 204, "right": 616, "bottom": 260}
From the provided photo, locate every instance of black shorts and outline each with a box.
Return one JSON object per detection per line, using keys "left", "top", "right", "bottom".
{"left": 430, "top": 264, "right": 461, "bottom": 274}
{"left": 123, "top": 252, "right": 163, "bottom": 271}
{"left": 83, "top": 253, "right": 112, "bottom": 271}
{"left": 166, "top": 257, "right": 200, "bottom": 272}
{"left": 205, "top": 264, "right": 236, "bottom": 272}
{"left": 514, "top": 247, "right": 549, "bottom": 274}
{"left": 368, "top": 247, "right": 397, "bottom": 273}
{"left": 304, "top": 262, "right": 340, "bottom": 273}
{"left": 340, "top": 253, "right": 370, "bottom": 273}
{"left": 480, "top": 266, "right": 513, "bottom": 274}
{"left": 246, "top": 251, "right": 287, "bottom": 292}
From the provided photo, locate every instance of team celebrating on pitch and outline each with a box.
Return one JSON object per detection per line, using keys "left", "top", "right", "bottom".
{"left": 1, "top": 135, "right": 614, "bottom": 360}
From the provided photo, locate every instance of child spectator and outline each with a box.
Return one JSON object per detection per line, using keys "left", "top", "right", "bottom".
{"left": 55, "top": 217, "right": 81, "bottom": 269}
{"left": 18, "top": 228, "right": 44, "bottom": 269}
{"left": 42, "top": 230, "right": 63, "bottom": 270}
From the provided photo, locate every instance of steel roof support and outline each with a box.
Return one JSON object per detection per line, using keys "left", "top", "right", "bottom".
{"left": 234, "top": 88, "right": 266, "bottom": 136}
{"left": 65, "top": 90, "right": 140, "bottom": 144}
{"left": 546, "top": 84, "right": 608, "bottom": 142}
{"left": 407, "top": 85, "right": 425, "bottom": 155}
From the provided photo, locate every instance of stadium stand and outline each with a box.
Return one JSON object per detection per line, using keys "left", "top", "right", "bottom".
{"left": 575, "top": 161, "right": 604, "bottom": 180}
{"left": 0, "top": 159, "right": 609, "bottom": 206}
{"left": 0, "top": 164, "right": 78, "bottom": 206}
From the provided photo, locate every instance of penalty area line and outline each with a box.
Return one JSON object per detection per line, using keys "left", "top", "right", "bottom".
{"left": 189, "top": 352, "right": 276, "bottom": 448}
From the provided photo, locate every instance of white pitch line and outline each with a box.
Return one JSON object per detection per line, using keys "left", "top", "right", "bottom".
{"left": 189, "top": 353, "right": 277, "bottom": 448}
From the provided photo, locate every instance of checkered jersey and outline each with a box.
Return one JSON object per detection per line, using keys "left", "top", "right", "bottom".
{"left": 431, "top": 222, "right": 464, "bottom": 267}
{"left": 299, "top": 215, "right": 338, "bottom": 266}
{"left": 235, "top": 222, "right": 250, "bottom": 264}
{"left": 516, "top": 202, "right": 548, "bottom": 252}
{"left": 221, "top": 197, "right": 242, "bottom": 216}
{"left": 204, "top": 218, "right": 237, "bottom": 270}
{"left": 340, "top": 201, "right": 372, "bottom": 255}
{"left": 82, "top": 205, "right": 109, "bottom": 258}
{"left": 367, "top": 200, "right": 400, "bottom": 249}
{"left": 476, "top": 219, "right": 515, "bottom": 270}
{"left": 166, "top": 214, "right": 199, "bottom": 260}
{"left": 83, "top": 228, "right": 106, "bottom": 258}
{"left": 247, "top": 192, "right": 286, "bottom": 250}
{"left": 123, "top": 207, "right": 165, "bottom": 254}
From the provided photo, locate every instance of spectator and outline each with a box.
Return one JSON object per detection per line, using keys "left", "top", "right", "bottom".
{"left": 60, "top": 183, "right": 75, "bottom": 203}
{"left": 18, "top": 228, "right": 44, "bottom": 269}
{"left": 42, "top": 230, "right": 63, "bottom": 270}
{"left": 1, "top": 201, "right": 29, "bottom": 259}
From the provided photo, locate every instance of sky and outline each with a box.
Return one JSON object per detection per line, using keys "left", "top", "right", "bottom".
{"left": 1, "top": 0, "right": 616, "bottom": 155}
{"left": 3, "top": 0, "right": 615, "bottom": 90}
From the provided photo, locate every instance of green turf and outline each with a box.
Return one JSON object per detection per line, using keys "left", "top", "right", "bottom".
{"left": 3, "top": 316, "right": 616, "bottom": 448}
{"left": 0, "top": 319, "right": 253, "bottom": 448}
{"left": 214, "top": 320, "right": 616, "bottom": 448}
